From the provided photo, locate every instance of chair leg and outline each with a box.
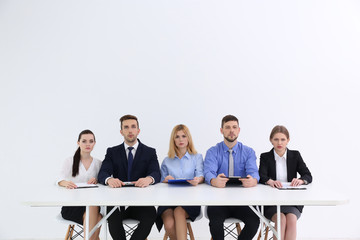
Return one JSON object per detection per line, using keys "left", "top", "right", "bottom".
{"left": 257, "top": 224, "right": 270, "bottom": 240}
{"left": 68, "top": 225, "right": 75, "bottom": 240}
{"left": 69, "top": 225, "right": 75, "bottom": 239}
{"left": 257, "top": 228, "right": 261, "bottom": 240}
{"left": 264, "top": 226, "right": 269, "bottom": 240}
{"left": 65, "top": 225, "right": 72, "bottom": 240}
{"left": 235, "top": 223, "right": 242, "bottom": 235}
{"left": 187, "top": 222, "right": 195, "bottom": 240}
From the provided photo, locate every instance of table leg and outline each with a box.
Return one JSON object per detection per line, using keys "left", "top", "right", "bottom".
{"left": 249, "top": 206, "right": 277, "bottom": 238}
{"left": 277, "top": 205, "right": 281, "bottom": 240}
{"left": 89, "top": 206, "right": 118, "bottom": 239}
{"left": 104, "top": 209, "right": 108, "bottom": 240}
{"left": 260, "top": 206, "right": 264, "bottom": 240}
{"left": 85, "top": 206, "right": 89, "bottom": 240}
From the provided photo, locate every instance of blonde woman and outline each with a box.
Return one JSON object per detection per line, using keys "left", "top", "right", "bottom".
{"left": 156, "top": 124, "right": 204, "bottom": 240}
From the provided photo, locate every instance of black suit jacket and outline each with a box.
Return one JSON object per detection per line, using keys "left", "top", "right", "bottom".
{"left": 259, "top": 149, "right": 313, "bottom": 213}
{"left": 98, "top": 139, "right": 161, "bottom": 185}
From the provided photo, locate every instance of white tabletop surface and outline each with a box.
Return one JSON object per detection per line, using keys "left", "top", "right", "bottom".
{"left": 23, "top": 183, "right": 348, "bottom": 207}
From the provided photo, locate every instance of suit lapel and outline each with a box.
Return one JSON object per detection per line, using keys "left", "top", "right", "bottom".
{"left": 118, "top": 143, "right": 128, "bottom": 174}
{"left": 286, "top": 149, "right": 294, "bottom": 182}
{"left": 269, "top": 149, "right": 277, "bottom": 180}
{"left": 132, "top": 141, "right": 142, "bottom": 168}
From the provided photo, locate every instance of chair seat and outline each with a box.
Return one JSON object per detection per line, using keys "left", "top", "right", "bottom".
{"left": 204, "top": 207, "right": 243, "bottom": 240}
{"left": 122, "top": 218, "right": 141, "bottom": 225}
{"left": 224, "top": 217, "right": 241, "bottom": 223}
{"left": 56, "top": 214, "right": 81, "bottom": 226}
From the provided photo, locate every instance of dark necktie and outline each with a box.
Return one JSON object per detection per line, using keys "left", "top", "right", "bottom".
{"left": 127, "top": 147, "right": 134, "bottom": 181}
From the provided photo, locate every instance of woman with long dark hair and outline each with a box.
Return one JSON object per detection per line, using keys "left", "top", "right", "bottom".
{"left": 57, "top": 129, "right": 102, "bottom": 240}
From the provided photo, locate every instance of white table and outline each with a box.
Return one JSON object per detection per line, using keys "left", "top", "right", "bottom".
{"left": 24, "top": 183, "right": 348, "bottom": 240}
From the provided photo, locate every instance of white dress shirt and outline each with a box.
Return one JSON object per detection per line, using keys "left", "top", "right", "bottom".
{"left": 124, "top": 141, "right": 139, "bottom": 159}
{"left": 56, "top": 156, "right": 102, "bottom": 185}
{"left": 274, "top": 149, "right": 288, "bottom": 182}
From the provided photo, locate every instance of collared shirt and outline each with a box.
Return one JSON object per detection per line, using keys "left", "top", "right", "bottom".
{"left": 204, "top": 141, "right": 260, "bottom": 185}
{"left": 124, "top": 141, "right": 139, "bottom": 160}
{"left": 274, "top": 149, "right": 288, "bottom": 182}
{"left": 160, "top": 152, "right": 204, "bottom": 182}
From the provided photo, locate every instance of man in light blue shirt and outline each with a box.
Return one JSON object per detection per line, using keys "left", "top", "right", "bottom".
{"left": 204, "top": 115, "right": 260, "bottom": 240}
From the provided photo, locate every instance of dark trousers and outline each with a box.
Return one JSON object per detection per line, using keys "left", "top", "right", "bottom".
{"left": 107, "top": 206, "right": 156, "bottom": 240}
{"left": 207, "top": 206, "right": 260, "bottom": 240}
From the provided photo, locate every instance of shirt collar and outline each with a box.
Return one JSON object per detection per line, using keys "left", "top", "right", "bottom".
{"left": 175, "top": 151, "right": 190, "bottom": 159}
{"left": 124, "top": 141, "right": 139, "bottom": 151}
{"left": 274, "top": 149, "right": 287, "bottom": 161}
{"left": 222, "top": 141, "right": 239, "bottom": 153}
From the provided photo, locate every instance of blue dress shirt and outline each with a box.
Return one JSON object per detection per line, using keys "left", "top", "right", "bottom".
{"left": 204, "top": 141, "right": 260, "bottom": 185}
{"left": 160, "top": 152, "right": 204, "bottom": 182}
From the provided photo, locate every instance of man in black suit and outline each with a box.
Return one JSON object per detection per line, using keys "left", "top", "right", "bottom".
{"left": 98, "top": 114, "right": 161, "bottom": 240}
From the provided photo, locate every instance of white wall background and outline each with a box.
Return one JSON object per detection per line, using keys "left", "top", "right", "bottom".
{"left": 1, "top": 0, "right": 359, "bottom": 239}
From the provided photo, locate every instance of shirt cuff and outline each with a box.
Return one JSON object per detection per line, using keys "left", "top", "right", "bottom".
{"left": 105, "top": 177, "right": 112, "bottom": 185}
{"left": 147, "top": 176, "right": 155, "bottom": 184}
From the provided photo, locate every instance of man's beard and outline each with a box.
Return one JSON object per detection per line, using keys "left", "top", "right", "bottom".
{"left": 224, "top": 136, "right": 238, "bottom": 143}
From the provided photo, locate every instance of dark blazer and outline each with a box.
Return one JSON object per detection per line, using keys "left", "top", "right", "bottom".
{"left": 98, "top": 139, "right": 161, "bottom": 185}
{"left": 259, "top": 148, "right": 313, "bottom": 213}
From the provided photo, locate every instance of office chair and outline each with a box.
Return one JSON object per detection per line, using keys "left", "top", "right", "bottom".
{"left": 221, "top": 217, "right": 243, "bottom": 239}
{"left": 163, "top": 208, "right": 203, "bottom": 240}
{"left": 122, "top": 218, "right": 148, "bottom": 240}
{"left": 204, "top": 207, "right": 243, "bottom": 240}
{"left": 56, "top": 214, "right": 84, "bottom": 240}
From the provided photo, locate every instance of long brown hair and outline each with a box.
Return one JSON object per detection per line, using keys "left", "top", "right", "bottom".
{"left": 72, "top": 129, "right": 95, "bottom": 177}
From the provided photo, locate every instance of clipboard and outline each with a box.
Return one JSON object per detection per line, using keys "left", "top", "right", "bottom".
{"left": 277, "top": 182, "right": 307, "bottom": 190}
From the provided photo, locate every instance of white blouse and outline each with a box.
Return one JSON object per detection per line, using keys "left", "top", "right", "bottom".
{"left": 274, "top": 150, "right": 288, "bottom": 182}
{"left": 56, "top": 156, "right": 102, "bottom": 185}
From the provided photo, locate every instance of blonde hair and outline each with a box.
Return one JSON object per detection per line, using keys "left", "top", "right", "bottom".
{"left": 168, "top": 124, "right": 197, "bottom": 158}
{"left": 270, "top": 125, "right": 290, "bottom": 140}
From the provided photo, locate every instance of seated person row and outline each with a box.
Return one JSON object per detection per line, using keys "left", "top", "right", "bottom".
{"left": 57, "top": 114, "right": 312, "bottom": 240}
{"left": 204, "top": 115, "right": 312, "bottom": 240}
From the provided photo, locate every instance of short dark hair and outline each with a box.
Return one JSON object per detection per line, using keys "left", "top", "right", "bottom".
{"left": 120, "top": 114, "right": 139, "bottom": 129}
{"left": 221, "top": 115, "right": 239, "bottom": 128}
